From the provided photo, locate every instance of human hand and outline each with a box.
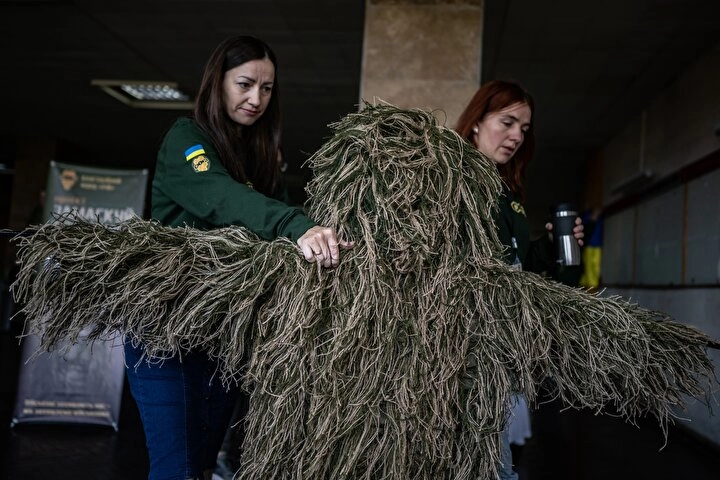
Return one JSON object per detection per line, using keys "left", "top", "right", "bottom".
{"left": 297, "top": 226, "right": 354, "bottom": 268}
{"left": 545, "top": 217, "right": 584, "bottom": 246}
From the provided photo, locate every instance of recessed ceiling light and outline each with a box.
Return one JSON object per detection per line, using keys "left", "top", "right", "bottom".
{"left": 91, "top": 79, "right": 193, "bottom": 110}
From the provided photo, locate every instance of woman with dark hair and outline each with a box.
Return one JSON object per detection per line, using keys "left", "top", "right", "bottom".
{"left": 456, "top": 80, "right": 584, "bottom": 479}
{"left": 125, "top": 35, "right": 352, "bottom": 480}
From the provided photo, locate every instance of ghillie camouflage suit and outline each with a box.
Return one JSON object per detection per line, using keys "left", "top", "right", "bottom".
{"left": 13, "top": 104, "right": 716, "bottom": 479}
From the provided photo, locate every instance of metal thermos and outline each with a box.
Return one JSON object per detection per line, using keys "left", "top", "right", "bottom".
{"left": 550, "top": 203, "right": 581, "bottom": 266}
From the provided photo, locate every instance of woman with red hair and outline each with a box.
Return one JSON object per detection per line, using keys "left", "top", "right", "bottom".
{"left": 456, "top": 80, "right": 584, "bottom": 479}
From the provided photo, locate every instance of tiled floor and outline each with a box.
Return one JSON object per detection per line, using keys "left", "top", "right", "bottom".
{"left": 2, "top": 325, "right": 719, "bottom": 480}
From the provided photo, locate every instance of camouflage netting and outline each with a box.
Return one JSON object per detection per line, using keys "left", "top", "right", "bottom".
{"left": 12, "top": 104, "right": 716, "bottom": 479}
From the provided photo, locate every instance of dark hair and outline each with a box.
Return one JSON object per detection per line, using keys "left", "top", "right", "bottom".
{"left": 194, "top": 35, "right": 281, "bottom": 195}
{"left": 455, "top": 80, "right": 535, "bottom": 199}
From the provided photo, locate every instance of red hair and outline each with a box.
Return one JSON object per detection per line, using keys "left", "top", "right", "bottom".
{"left": 455, "top": 80, "right": 535, "bottom": 199}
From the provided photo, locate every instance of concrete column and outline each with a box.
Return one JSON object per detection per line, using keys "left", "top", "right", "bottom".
{"left": 360, "top": 0, "right": 483, "bottom": 128}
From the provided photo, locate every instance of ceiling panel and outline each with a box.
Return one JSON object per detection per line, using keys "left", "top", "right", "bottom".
{"left": 0, "top": 0, "right": 365, "bottom": 174}
{"left": 1, "top": 0, "right": 718, "bottom": 215}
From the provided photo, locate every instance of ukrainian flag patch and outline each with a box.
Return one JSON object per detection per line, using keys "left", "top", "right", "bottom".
{"left": 185, "top": 144, "right": 205, "bottom": 161}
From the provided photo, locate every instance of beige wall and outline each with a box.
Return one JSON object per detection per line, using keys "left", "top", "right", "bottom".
{"left": 3, "top": 138, "right": 54, "bottom": 274}
{"left": 598, "top": 41, "right": 720, "bottom": 446}
{"left": 9, "top": 140, "right": 53, "bottom": 228}
{"left": 602, "top": 42, "right": 720, "bottom": 204}
{"left": 360, "top": 0, "right": 483, "bottom": 129}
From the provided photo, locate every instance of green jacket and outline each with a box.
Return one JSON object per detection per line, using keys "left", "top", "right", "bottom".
{"left": 151, "top": 117, "right": 315, "bottom": 241}
{"left": 494, "top": 187, "right": 554, "bottom": 274}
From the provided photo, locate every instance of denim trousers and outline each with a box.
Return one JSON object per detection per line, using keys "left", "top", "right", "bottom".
{"left": 125, "top": 342, "right": 240, "bottom": 480}
{"left": 498, "top": 426, "right": 519, "bottom": 480}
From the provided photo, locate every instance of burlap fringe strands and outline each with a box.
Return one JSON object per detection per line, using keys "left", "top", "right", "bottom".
{"left": 12, "top": 104, "right": 716, "bottom": 480}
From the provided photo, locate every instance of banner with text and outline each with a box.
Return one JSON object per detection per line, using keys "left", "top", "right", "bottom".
{"left": 12, "top": 161, "right": 148, "bottom": 429}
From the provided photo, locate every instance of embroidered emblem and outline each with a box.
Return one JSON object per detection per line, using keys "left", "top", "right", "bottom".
{"left": 192, "top": 155, "right": 210, "bottom": 173}
{"left": 511, "top": 201, "right": 526, "bottom": 217}
{"left": 185, "top": 144, "right": 206, "bottom": 162}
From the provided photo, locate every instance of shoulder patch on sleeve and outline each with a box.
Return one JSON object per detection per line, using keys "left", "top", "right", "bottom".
{"left": 192, "top": 155, "right": 210, "bottom": 173}
{"left": 185, "top": 144, "right": 206, "bottom": 161}
{"left": 510, "top": 201, "right": 526, "bottom": 217}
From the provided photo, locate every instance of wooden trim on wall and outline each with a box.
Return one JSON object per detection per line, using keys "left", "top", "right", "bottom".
{"left": 681, "top": 183, "right": 688, "bottom": 283}
{"left": 601, "top": 148, "right": 720, "bottom": 288}
{"left": 603, "top": 284, "right": 720, "bottom": 290}
{"left": 603, "top": 147, "right": 720, "bottom": 217}
{"left": 632, "top": 206, "right": 638, "bottom": 283}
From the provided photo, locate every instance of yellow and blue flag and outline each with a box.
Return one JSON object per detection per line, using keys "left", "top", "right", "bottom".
{"left": 185, "top": 145, "right": 205, "bottom": 161}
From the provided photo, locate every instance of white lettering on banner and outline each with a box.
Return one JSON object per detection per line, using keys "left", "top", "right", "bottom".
{"left": 52, "top": 204, "right": 137, "bottom": 223}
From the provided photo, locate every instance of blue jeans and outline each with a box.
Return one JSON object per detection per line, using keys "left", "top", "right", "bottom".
{"left": 125, "top": 342, "right": 240, "bottom": 480}
{"left": 498, "top": 427, "right": 519, "bottom": 480}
